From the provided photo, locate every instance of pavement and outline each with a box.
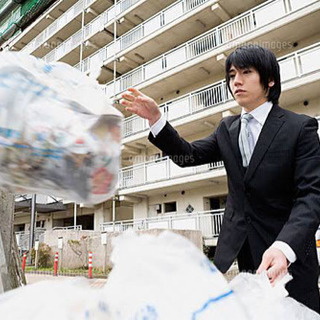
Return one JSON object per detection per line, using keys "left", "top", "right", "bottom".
{"left": 25, "top": 273, "right": 107, "bottom": 289}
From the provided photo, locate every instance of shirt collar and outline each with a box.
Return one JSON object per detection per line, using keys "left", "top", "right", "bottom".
{"left": 241, "top": 101, "right": 273, "bottom": 126}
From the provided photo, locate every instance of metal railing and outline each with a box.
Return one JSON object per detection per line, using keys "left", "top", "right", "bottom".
{"left": 104, "top": 0, "right": 317, "bottom": 97}
{"left": 44, "top": 28, "right": 83, "bottom": 63}
{"left": 100, "top": 209, "right": 224, "bottom": 238}
{"left": 79, "top": 0, "right": 211, "bottom": 73}
{"left": 43, "top": 0, "right": 142, "bottom": 63}
{"left": 278, "top": 41, "right": 320, "bottom": 82}
{"left": 118, "top": 156, "right": 224, "bottom": 189}
{"left": 122, "top": 40, "right": 320, "bottom": 138}
{"left": 15, "top": 228, "right": 46, "bottom": 251}
{"left": 123, "top": 80, "right": 231, "bottom": 138}
{"left": 21, "top": 0, "right": 89, "bottom": 54}
{"left": 52, "top": 225, "right": 83, "bottom": 231}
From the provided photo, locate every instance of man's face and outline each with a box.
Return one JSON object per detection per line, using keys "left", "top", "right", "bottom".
{"left": 228, "top": 65, "right": 273, "bottom": 111}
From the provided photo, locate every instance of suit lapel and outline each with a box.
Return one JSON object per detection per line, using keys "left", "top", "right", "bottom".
{"left": 228, "top": 115, "right": 245, "bottom": 173}
{"left": 244, "top": 105, "right": 285, "bottom": 182}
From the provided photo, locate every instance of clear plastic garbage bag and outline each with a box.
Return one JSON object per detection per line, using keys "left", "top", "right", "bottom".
{"left": 103, "top": 230, "right": 249, "bottom": 319}
{"left": 230, "top": 272, "right": 320, "bottom": 320}
{"left": 0, "top": 52, "right": 123, "bottom": 204}
{"left": 0, "top": 231, "right": 319, "bottom": 319}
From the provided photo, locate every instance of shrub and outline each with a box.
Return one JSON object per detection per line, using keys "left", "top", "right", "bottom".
{"left": 31, "top": 243, "right": 53, "bottom": 268}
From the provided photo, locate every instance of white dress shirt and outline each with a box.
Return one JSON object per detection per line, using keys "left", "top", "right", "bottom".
{"left": 150, "top": 102, "right": 297, "bottom": 264}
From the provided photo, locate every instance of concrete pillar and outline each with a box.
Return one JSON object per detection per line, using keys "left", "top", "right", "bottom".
{"left": 94, "top": 204, "right": 105, "bottom": 231}
{"left": 133, "top": 197, "right": 148, "bottom": 220}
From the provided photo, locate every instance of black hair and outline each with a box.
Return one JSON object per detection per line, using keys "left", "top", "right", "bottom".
{"left": 225, "top": 45, "right": 281, "bottom": 105}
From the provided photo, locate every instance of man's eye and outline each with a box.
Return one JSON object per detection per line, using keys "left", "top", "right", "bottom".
{"left": 229, "top": 74, "right": 235, "bottom": 79}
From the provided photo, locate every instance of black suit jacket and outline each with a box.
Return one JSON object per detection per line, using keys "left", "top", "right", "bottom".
{"left": 148, "top": 104, "right": 320, "bottom": 297}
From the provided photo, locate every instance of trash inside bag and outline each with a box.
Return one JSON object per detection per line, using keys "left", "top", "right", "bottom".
{"left": 0, "top": 231, "right": 319, "bottom": 320}
{"left": 230, "top": 272, "right": 320, "bottom": 320}
{"left": 104, "top": 230, "right": 248, "bottom": 319}
{"left": 0, "top": 52, "right": 123, "bottom": 204}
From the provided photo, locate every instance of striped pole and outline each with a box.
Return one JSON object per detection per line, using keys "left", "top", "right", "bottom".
{"left": 54, "top": 252, "right": 59, "bottom": 276}
{"left": 22, "top": 252, "right": 27, "bottom": 272}
{"left": 88, "top": 251, "right": 93, "bottom": 279}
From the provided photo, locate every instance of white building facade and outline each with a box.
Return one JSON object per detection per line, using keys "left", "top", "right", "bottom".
{"left": 2, "top": 0, "right": 320, "bottom": 246}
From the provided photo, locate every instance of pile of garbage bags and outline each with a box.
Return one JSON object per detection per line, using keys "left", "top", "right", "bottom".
{"left": 0, "top": 231, "right": 319, "bottom": 319}
{"left": 0, "top": 52, "right": 123, "bottom": 204}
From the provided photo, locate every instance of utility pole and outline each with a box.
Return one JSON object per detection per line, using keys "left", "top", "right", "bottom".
{"left": 74, "top": 202, "right": 77, "bottom": 230}
{"left": 29, "top": 194, "right": 37, "bottom": 251}
{"left": 0, "top": 192, "right": 26, "bottom": 293}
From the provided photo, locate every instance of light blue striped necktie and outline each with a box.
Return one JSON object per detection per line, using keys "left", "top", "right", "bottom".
{"left": 239, "top": 113, "right": 254, "bottom": 167}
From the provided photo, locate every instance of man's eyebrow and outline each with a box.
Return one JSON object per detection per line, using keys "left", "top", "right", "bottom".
{"left": 228, "top": 68, "right": 236, "bottom": 73}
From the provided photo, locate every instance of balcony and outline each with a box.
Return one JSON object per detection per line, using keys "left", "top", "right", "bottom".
{"left": 118, "top": 155, "right": 224, "bottom": 190}
{"left": 103, "top": 0, "right": 320, "bottom": 98}
{"left": 21, "top": 0, "right": 95, "bottom": 56}
{"left": 4, "top": 0, "right": 80, "bottom": 51}
{"left": 100, "top": 209, "right": 224, "bottom": 240}
{"left": 43, "top": 0, "right": 176, "bottom": 65}
{"left": 78, "top": 0, "right": 220, "bottom": 75}
{"left": 121, "top": 41, "right": 320, "bottom": 142}
{"left": 123, "top": 80, "right": 231, "bottom": 139}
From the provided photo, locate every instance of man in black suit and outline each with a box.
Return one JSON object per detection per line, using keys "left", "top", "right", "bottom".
{"left": 121, "top": 45, "right": 320, "bottom": 312}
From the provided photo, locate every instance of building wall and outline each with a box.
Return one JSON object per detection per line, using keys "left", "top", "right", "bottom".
{"left": 42, "top": 228, "right": 203, "bottom": 269}
{"left": 8, "top": 0, "right": 320, "bottom": 236}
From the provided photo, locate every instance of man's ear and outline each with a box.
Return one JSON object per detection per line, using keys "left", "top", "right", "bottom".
{"left": 268, "top": 80, "right": 275, "bottom": 87}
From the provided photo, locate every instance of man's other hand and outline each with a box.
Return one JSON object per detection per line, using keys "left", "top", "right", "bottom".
{"left": 120, "top": 88, "right": 161, "bottom": 126}
{"left": 257, "top": 247, "right": 289, "bottom": 286}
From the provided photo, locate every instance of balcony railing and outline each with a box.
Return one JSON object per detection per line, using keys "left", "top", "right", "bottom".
{"left": 21, "top": 0, "right": 90, "bottom": 55}
{"left": 278, "top": 42, "right": 320, "bottom": 82}
{"left": 123, "top": 80, "right": 231, "bottom": 138}
{"left": 22, "top": 0, "right": 142, "bottom": 56}
{"left": 118, "top": 156, "right": 224, "bottom": 189}
{"left": 104, "top": 0, "right": 317, "bottom": 97}
{"left": 52, "top": 225, "right": 83, "bottom": 231}
{"left": 42, "top": 0, "right": 143, "bottom": 63}
{"left": 121, "top": 41, "right": 320, "bottom": 139}
{"left": 100, "top": 209, "right": 224, "bottom": 238}
{"left": 15, "top": 229, "right": 46, "bottom": 251}
{"left": 79, "top": 0, "right": 212, "bottom": 73}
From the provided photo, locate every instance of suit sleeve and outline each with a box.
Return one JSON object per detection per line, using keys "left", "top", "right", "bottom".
{"left": 276, "top": 117, "right": 320, "bottom": 263}
{"left": 148, "top": 120, "right": 222, "bottom": 167}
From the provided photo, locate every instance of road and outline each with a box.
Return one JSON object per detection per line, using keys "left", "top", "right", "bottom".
{"left": 25, "top": 273, "right": 107, "bottom": 289}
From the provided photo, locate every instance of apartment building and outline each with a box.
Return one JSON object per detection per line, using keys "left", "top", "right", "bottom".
{"left": 1, "top": 0, "right": 320, "bottom": 246}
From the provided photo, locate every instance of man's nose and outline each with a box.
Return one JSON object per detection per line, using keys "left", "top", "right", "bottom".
{"left": 234, "top": 73, "right": 243, "bottom": 86}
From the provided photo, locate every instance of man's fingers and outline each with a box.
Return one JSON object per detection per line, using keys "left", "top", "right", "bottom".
{"left": 120, "top": 99, "right": 132, "bottom": 108}
{"left": 266, "top": 266, "right": 287, "bottom": 286}
{"left": 266, "top": 265, "right": 277, "bottom": 283}
{"left": 257, "top": 255, "right": 272, "bottom": 274}
{"left": 128, "top": 87, "right": 143, "bottom": 97}
{"left": 121, "top": 93, "right": 135, "bottom": 102}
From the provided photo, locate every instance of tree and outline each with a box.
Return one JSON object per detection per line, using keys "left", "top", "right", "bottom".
{"left": 0, "top": 192, "right": 26, "bottom": 293}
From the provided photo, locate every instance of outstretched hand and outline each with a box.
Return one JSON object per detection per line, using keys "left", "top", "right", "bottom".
{"left": 120, "top": 88, "right": 161, "bottom": 126}
{"left": 257, "top": 247, "right": 289, "bottom": 286}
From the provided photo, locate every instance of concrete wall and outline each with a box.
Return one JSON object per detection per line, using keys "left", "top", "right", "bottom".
{"left": 42, "top": 229, "right": 203, "bottom": 270}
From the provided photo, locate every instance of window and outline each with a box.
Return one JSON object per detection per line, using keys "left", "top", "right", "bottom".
{"left": 36, "top": 220, "right": 45, "bottom": 228}
{"left": 164, "top": 202, "right": 177, "bottom": 213}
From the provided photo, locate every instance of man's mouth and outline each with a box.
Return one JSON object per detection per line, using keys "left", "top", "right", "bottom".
{"left": 234, "top": 89, "right": 246, "bottom": 95}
